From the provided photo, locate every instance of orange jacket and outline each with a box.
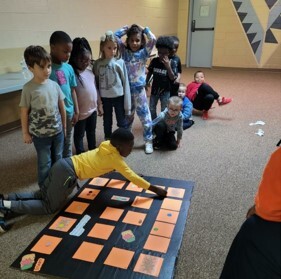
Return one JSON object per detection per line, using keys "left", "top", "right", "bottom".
{"left": 255, "top": 147, "right": 281, "bottom": 222}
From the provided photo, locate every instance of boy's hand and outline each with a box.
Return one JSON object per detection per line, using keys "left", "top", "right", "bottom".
{"left": 23, "top": 133, "right": 32, "bottom": 144}
{"left": 161, "top": 56, "right": 170, "bottom": 68}
{"left": 148, "top": 185, "right": 167, "bottom": 197}
{"left": 176, "top": 139, "right": 181, "bottom": 147}
{"left": 246, "top": 205, "right": 256, "bottom": 219}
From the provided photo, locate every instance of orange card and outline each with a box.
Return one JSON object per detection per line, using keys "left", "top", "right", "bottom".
{"left": 156, "top": 209, "right": 179, "bottom": 224}
{"left": 78, "top": 188, "right": 100, "bottom": 200}
{"left": 88, "top": 223, "right": 115, "bottom": 240}
{"left": 145, "top": 185, "right": 165, "bottom": 194}
{"left": 106, "top": 179, "right": 125, "bottom": 189}
{"left": 65, "top": 201, "right": 90, "bottom": 215}
{"left": 150, "top": 221, "right": 175, "bottom": 238}
{"left": 100, "top": 207, "right": 124, "bottom": 221}
{"left": 126, "top": 182, "right": 143, "bottom": 192}
{"left": 89, "top": 177, "right": 109, "bottom": 186}
{"left": 143, "top": 234, "right": 170, "bottom": 253}
{"left": 167, "top": 187, "right": 185, "bottom": 198}
{"left": 104, "top": 247, "right": 134, "bottom": 269}
{"left": 122, "top": 210, "right": 147, "bottom": 226}
{"left": 31, "top": 235, "right": 62, "bottom": 255}
{"left": 72, "top": 241, "right": 103, "bottom": 263}
{"left": 133, "top": 253, "right": 164, "bottom": 277}
{"left": 49, "top": 216, "right": 77, "bottom": 232}
{"left": 161, "top": 198, "right": 182, "bottom": 212}
{"left": 131, "top": 196, "right": 153, "bottom": 209}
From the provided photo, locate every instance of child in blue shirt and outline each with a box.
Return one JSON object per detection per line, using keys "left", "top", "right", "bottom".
{"left": 49, "top": 31, "right": 79, "bottom": 157}
{"left": 178, "top": 83, "right": 194, "bottom": 130}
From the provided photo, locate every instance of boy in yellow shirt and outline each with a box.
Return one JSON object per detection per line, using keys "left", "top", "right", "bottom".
{"left": 0, "top": 128, "right": 167, "bottom": 232}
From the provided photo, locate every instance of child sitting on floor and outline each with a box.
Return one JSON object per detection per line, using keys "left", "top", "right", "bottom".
{"left": 152, "top": 96, "right": 183, "bottom": 150}
{"left": 178, "top": 83, "right": 194, "bottom": 130}
{"left": 0, "top": 128, "right": 167, "bottom": 232}
{"left": 186, "top": 70, "right": 232, "bottom": 120}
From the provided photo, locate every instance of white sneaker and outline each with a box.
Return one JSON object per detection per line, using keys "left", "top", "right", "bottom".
{"left": 145, "top": 142, "right": 153, "bottom": 154}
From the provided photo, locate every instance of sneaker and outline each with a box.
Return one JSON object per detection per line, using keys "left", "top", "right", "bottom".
{"left": 218, "top": 97, "right": 232, "bottom": 106}
{"left": 145, "top": 142, "right": 153, "bottom": 154}
{"left": 0, "top": 219, "right": 11, "bottom": 233}
{"left": 0, "top": 198, "right": 9, "bottom": 218}
{"left": 202, "top": 110, "right": 209, "bottom": 120}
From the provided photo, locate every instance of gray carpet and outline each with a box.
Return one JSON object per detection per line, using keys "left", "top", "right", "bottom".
{"left": 0, "top": 67, "right": 280, "bottom": 279}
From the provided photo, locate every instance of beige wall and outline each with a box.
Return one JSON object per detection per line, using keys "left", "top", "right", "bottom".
{"left": 0, "top": 0, "right": 179, "bottom": 74}
{"left": 178, "top": 0, "right": 281, "bottom": 69}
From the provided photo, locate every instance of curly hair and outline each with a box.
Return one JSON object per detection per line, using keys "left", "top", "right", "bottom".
{"left": 125, "top": 24, "right": 146, "bottom": 50}
{"left": 155, "top": 36, "right": 174, "bottom": 51}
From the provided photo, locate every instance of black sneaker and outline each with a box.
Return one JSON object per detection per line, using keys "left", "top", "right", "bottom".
{"left": 0, "top": 219, "right": 11, "bottom": 233}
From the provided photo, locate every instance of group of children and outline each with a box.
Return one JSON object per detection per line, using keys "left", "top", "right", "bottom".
{"left": 0, "top": 24, "right": 232, "bottom": 232}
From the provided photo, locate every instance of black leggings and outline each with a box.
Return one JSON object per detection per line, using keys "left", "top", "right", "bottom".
{"left": 193, "top": 83, "right": 219, "bottom": 111}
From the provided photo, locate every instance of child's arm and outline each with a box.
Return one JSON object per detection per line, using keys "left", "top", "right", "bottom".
{"left": 182, "top": 98, "right": 193, "bottom": 120}
{"left": 97, "top": 93, "right": 103, "bottom": 116}
{"left": 140, "top": 26, "right": 156, "bottom": 56}
{"left": 114, "top": 25, "right": 129, "bottom": 52}
{"left": 20, "top": 107, "right": 32, "bottom": 144}
{"left": 58, "top": 99, "right": 66, "bottom": 135}
{"left": 148, "top": 185, "right": 167, "bottom": 197}
{"left": 145, "top": 60, "right": 153, "bottom": 90}
{"left": 114, "top": 160, "right": 167, "bottom": 197}
{"left": 176, "top": 118, "right": 183, "bottom": 147}
{"left": 119, "top": 61, "right": 131, "bottom": 115}
{"left": 71, "top": 88, "right": 79, "bottom": 125}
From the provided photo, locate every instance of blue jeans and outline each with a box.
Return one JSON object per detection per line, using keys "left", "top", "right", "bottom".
{"left": 63, "top": 114, "right": 73, "bottom": 158}
{"left": 102, "top": 96, "right": 127, "bottom": 139}
{"left": 149, "top": 91, "right": 170, "bottom": 120}
{"left": 74, "top": 111, "right": 97, "bottom": 154}
{"left": 33, "top": 131, "right": 64, "bottom": 188}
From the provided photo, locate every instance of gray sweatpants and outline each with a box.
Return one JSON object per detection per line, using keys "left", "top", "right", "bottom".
{"left": 9, "top": 158, "right": 77, "bottom": 215}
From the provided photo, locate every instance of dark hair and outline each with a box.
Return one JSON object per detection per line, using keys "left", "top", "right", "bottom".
{"left": 126, "top": 24, "right": 146, "bottom": 50}
{"left": 110, "top": 128, "right": 134, "bottom": 146}
{"left": 24, "top": 45, "right": 51, "bottom": 67}
{"left": 171, "top": 35, "right": 179, "bottom": 43}
{"left": 156, "top": 36, "right": 174, "bottom": 51}
{"left": 49, "top": 31, "right": 72, "bottom": 45}
{"left": 69, "top": 37, "right": 92, "bottom": 86}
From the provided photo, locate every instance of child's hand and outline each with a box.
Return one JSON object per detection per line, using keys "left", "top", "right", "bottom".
{"left": 72, "top": 113, "right": 79, "bottom": 125}
{"left": 23, "top": 133, "right": 32, "bottom": 144}
{"left": 246, "top": 205, "right": 256, "bottom": 219}
{"left": 176, "top": 139, "right": 181, "bottom": 147}
{"left": 148, "top": 185, "right": 167, "bottom": 197}
{"left": 161, "top": 56, "right": 170, "bottom": 68}
{"left": 98, "top": 105, "right": 104, "bottom": 116}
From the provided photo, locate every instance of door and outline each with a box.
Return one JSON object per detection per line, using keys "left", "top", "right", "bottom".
{"left": 188, "top": 0, "right": 217, "bottom": 68}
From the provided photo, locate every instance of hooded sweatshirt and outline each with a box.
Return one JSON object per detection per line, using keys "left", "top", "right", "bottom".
{"left": 71, "top": 141, "right": 149, "bottom": 190}
{"left": 255, "top": 147, "right": 281, "bottom": 222}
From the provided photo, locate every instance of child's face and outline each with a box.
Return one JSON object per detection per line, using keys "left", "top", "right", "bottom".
{"left": 194, "top": 72, "right": 205, "bottom": 84}
{"left": 102, "top": 41, "right": 117, "bottom": 59}
{"left": 29, "top": 60, "right": 52, "bottom": 83}
{"left": 170, "top": 42, "right": 179, "bottom": 56}
{"left": 167, "top": 104, "right": 181, "bottom": 117}
{"left": 76, "top": 51, "right": 92, "bottom": 72}
{"left": 157, "top": 47, "right": 170, "bottom": 61}
{"left": 118, "top": 140, "right": 134, "bottom": 157}
{"left": 178, "top": 86, "right": 186, "bottom": 99}
{"left": 127, "top": 33, "right": 142, "bottom": 52}
{"left": 50, "top": 42, "right": 73, "bottom": 63}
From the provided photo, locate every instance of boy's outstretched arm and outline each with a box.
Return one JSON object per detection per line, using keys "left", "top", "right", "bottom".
{"left": 148, "top": 185, "right": 167, "bottom": 197}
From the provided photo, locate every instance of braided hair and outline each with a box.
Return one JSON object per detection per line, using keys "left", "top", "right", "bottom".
{"left": 69, "top": 37, "right": 92, "bottom": 86}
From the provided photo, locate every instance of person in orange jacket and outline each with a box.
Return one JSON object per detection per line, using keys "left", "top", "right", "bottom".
{"left": 220, "top": 143, "right": 281, "bottom": 278}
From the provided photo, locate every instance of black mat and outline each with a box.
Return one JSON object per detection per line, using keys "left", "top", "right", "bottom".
{"left": 11, "top": 172, "right": 194, "bottom": 278}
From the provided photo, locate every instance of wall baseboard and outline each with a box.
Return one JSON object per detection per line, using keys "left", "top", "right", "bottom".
{"left": 0, "top": 120, "right": 21, "bottom": 134}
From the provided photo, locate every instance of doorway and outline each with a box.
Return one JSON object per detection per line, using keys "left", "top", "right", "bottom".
{"left": 187, "top": 0, "right": 218, "bottom": 68}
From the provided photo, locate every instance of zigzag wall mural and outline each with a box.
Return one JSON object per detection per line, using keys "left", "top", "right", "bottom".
{"left": 232, "top": 0, "right": 281, "bottom": 65}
